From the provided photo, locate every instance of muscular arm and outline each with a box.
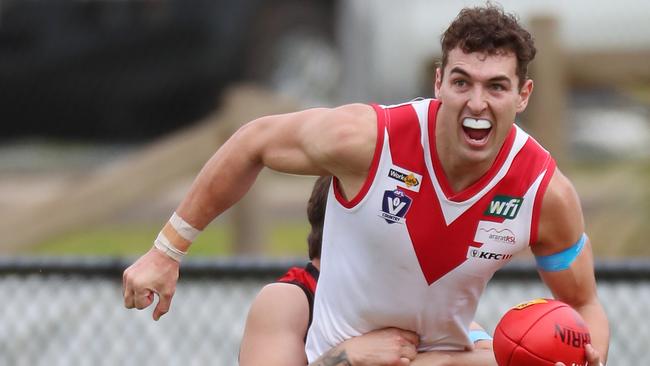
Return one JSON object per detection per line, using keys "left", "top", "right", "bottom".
{"left": 240, "top": 283, "right": 311, "bottom": 366}
{"left": 310, "top": 323, "right": 495, "bottom": 366}
{"left": 533, "top": 169, "right": 610, "bottom": 363}
{"left": 123, "top": 104, "right": 377, "bottom": 319}
{"left": 309, "top": 328, "right": 419, "bottom": 366}
{"left": 175, "top": 103, "right": 377, "bottom": 244}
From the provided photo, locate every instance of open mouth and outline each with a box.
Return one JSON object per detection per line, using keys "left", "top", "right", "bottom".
{"left": 462, "top": 118, "right": 492, "bottom": 143}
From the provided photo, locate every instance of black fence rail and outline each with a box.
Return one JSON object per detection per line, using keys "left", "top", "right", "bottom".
{"left": 3, "top": 256, "right": 649, "bottom": 279}
{"left": 0, "top": 257, "right": 647, "bottom": 365}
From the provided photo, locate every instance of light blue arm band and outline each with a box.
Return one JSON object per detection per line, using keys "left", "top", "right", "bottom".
{"left": 535, "top": 233, "right": 587, "bottom": 272}
{"left": 469, "top": 329, "right": 492, "bottom": 343}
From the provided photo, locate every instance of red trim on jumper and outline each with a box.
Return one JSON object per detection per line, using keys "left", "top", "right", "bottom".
{"left": 365, "top": 99, "right": 554, "bottom": 285}
{"left": 385, "top": 104, "right": 553, "bottom": 284}
{"left": 333, "top": 104, "right": 386, "bottom": 208}
{"left": 529, "top": 156, "right": 557, "bottom": 246}
{"left": 385, "top": 104, "right": 426, "bottom": 175}
{"left": 406, "top": 173, "right": 481, "bottom": 284}
{"left": 428, "top": 100, "right": 517, "bottom": 202}
{"left": 277, "top": 265, "right": 318, "bottom": 294}
{"left": 383, "top": 100, "right": 482, "bottom": 284}
{"left": 477, "top": 137, "right": 555, "bottom": 226}
{"left": 399, "top": 144, "right": 547, "bottom": 285}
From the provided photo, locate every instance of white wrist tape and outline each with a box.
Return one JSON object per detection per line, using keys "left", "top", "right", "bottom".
{"left": 154, "top": 233, "right": 187, "bottom": 262}
{"left": 153, "top": 212, "right": 201, "bottom": 262}
{"left": 169, "top": 212, "right": 201, "bottom": 242}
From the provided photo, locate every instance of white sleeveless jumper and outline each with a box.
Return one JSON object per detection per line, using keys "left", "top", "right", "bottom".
{"left": 306, "top": 98, "right": 556, "bottom": 361}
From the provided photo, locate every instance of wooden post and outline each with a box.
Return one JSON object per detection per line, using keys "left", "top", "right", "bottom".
{"left": 525, "top": 15, "right": 568, "bottom": 165}
{"left": 217, "top": 87, "right": 299, "bottom": 254}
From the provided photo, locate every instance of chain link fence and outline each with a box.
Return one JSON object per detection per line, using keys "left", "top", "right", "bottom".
{"left": 1, "top": 257, "right": 647, "bottom": 365}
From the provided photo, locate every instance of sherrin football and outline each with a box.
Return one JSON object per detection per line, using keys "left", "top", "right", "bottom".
{"left": 493, "top": 298, "right": 591, "bottom": 366}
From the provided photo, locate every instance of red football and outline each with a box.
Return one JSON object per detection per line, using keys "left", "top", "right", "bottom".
{"left": 493, "top": 298, "right": 591, "bottom": 366}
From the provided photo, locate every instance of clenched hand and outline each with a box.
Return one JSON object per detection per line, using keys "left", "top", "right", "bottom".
{"left": 123, "top": 248, "right": 180, "bottom": 320}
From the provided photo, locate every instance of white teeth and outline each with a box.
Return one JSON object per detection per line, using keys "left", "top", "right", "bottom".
{"left": 462, "top": 118, "right": 492, "bottom": 129}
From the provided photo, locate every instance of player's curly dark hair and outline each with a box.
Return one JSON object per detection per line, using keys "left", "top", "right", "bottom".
{"left": 306, "top": 176, "right": 331, "bottom": 260}
{"left": 440, "top": 4, "right": 536, "bottom": 89}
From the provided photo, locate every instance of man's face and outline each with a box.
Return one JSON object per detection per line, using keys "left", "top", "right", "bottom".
{"left": 434, "top": 48, "right": 533, "bottom": 165}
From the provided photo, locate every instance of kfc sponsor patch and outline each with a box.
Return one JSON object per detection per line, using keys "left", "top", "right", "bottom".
{"left": 466, "top": 247, "right": 513, "bottom": 261}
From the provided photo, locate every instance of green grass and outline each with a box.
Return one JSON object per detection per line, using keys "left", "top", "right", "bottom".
{"left": 29, "top": 221, "right": 310, "bottom": 257}
{"left": 267, "top": 223, "right": 311, "bottom": 256}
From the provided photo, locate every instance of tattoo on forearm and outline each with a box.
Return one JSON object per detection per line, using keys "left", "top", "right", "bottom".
{"left": 311, "top": 349, "right": 352, "bottom": 366}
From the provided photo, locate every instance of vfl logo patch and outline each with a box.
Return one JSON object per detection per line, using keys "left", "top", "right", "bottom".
{"left": 380, "top": 189, "right": 412, "bottom": 224}
{"left": 466, "top": 247, "right": 513, "bottom": 261}
{"left": 485, "top": 195, "right": 523, "bottom": 220}
{"left": 387, "top": 166, "right": 422, "bottom": 192}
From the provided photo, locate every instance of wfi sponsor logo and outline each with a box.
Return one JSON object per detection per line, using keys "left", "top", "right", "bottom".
{"left": 485, "top": 195, "right": 523, "bottom": 219}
